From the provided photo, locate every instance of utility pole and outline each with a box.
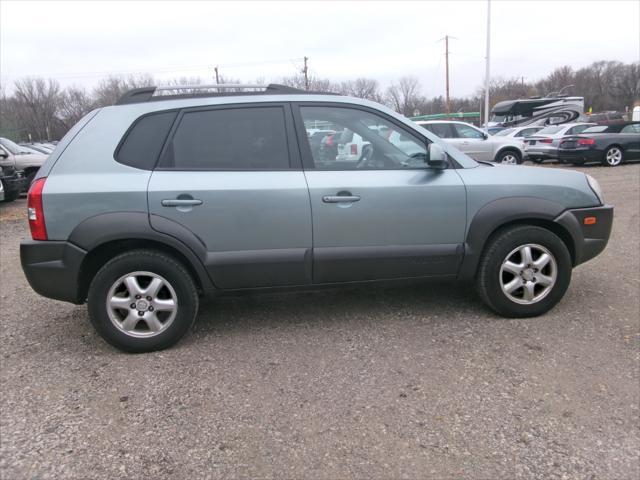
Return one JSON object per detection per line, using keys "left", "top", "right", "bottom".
{"left": 214, "top": 66, "right": 220, "bottom": 84}
{"left": 483, "top": 0, "right": 491, "bottom": 131}
{"left": 302, "top": 56, "right": 309, "bottom": 91}
{"left": 445, "top": 35, "right": 450, "bottom": 115}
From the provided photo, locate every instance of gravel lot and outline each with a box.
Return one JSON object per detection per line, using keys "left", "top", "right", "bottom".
{"left": 1, "top": 164, "right": 638, "bottom": 479}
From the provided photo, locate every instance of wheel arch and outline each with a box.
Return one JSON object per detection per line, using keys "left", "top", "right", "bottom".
{"left": 494, "top": 146, "right": 522, "bottom": 163}
{"left": 69, "top": 212, "right": 215, "bottom": 301}
{"left": 458, "top": 197, "right": 577, "bottom": 280}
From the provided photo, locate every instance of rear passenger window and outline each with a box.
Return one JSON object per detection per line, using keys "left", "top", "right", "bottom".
{"left": 161, "top": 107, "right": 290, "bottom": 170}
{"left": 116, "top": 111, "right": 177, "bottom": 170}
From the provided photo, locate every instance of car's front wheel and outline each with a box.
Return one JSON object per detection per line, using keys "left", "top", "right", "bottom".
{"left": 476, "top": 225, "right": 572, "bottom": 317}
{"left": 87, "top": 250, "right": 199, "bottom": 352}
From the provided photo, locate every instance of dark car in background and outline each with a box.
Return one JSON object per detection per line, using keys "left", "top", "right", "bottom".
{"left": 557, "top": 122, "right": 640, "bottom": 166}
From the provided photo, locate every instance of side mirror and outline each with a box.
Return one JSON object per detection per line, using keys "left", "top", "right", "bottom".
{"left": 482, "top": 132, "right": 489, "bottom": 139}
{"left": 427, "top": 143, "right": 448, "bottom": 169}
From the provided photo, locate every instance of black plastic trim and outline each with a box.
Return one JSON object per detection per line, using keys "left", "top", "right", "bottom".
{"left": 458, "top": 197, "right": 568, "bottom": 280}
{"left": 204, "top": 248, "right": 312, "bottom": 289}
{"left": 554, "top": 204, "right": 613, "bottom": 265}
{"left": 20, "top": 240, "right": 87, "bottom": 304}
{"left": 69, "top": 212, "right": 215, "bottom": 291}
{"left": 314, "top": 244, "right": 463, "bottom": 283}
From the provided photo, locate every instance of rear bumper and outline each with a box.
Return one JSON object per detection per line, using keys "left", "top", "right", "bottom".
{"left": 20, "top": 240, "right": 87, "bottom": 304}
{"left": 557, "top": 148, "right": 601, "bottom": 163}
{"left": 554, "top": 204, "right": 614, "bottom": 266}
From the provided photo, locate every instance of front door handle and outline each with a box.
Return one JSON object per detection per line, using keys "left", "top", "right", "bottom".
{"left": 161, "top": 199, "right": 203, "bottom": 207}
{"left": 322, "top": 195, "right": 361, "bottom": 203}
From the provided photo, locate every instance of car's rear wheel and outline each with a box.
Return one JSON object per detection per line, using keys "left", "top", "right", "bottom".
{"left": 603, "top": 146, "right": 623, "bottom": 167}
{"left": 87, "top": 250, "right": 199, "bottom": 353}
{"left": 476, "top": 225, "right": 572, "bottom": 317}
{"left": 496, "top": 149, "right": 522, "bottom": 165}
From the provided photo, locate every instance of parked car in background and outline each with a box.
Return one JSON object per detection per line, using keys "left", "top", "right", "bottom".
{"left": 21, "top": 143, "right": 53, "bottom": 155}
{"left": 583, "top": 111, "right": 625, "bottom": 125}
{"left": 524, "top": 123, "right": 596, "bottom": 163}
{"left": 20, "top": 83, "right": 613, "bottom": 352}
{"left": 0, "top": 164, "right": 26, "bottom": 202}
{"left": 557, "top": 122, "right": 640, "bottom": 166}
{"left": 417, "top": 120, "right": 527, "bottom": 164}
{"left": 0, "top": 138, "right": 48, "bottom": 186}
{"left": 0, "top": 177, "right": 4, "bottom": 202}
{"left": 307, "top": 130, "right": 335, "bottom": 160}
{"left": 493, "top": 126, "right": 544, "bottom": 139}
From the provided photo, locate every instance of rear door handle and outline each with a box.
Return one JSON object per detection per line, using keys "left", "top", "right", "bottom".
{"left": 161, "top": 199, "right": 203, "bottom": 207}
{"left": 322, "top": 195, "right": 361, "bottom": 203}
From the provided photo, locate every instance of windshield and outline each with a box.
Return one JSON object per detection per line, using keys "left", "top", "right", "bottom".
{"left": 494, "top": 128, "right": 514, "bottom": 137}
{"left": 0, "top": 138, "right": 31, "bottom": 155}
{"left": 537, "top": 126, "right": 562, "bottom": 135}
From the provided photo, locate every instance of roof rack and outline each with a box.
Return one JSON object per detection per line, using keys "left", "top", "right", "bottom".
{"left": 116, "top": 83, "right": 336, "bottom": 105}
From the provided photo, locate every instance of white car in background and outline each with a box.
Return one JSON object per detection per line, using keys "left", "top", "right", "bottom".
{"left": 493, "top": 125, "right": 544, "bottom": 139}
{"left": 416, "top": 120, "right": 527, "bottom": 164}
{"left": 524, "top": 122, "right": 595, "bottom": 163}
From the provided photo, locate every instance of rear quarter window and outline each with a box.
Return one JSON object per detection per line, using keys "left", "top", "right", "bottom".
{"left": 116, "top": 111, "right": 178, "bottom": 170}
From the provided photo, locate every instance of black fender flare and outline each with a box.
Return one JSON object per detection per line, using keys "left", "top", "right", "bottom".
{"left": 457, "top": 197, "right": 576, "bottom": 280}
{"left": 68, "top": 212, "right": 215, "bottom": 291}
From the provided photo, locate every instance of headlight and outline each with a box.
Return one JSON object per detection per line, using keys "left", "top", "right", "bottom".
{"left": 586, "top": 174, "right": 604, "bottom": 205}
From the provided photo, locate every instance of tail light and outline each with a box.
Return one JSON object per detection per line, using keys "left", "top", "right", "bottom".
{"left": 351, "top": 144, "right": 358, "bottom": 155}
{"left": 578, "top": 138, "right": 596, "bottom": 146}
{"left": 539, "top": 138, "right": 553, "bottom": 144}
{"left": 28, "top": 177, "right": 47, "bottom": 240}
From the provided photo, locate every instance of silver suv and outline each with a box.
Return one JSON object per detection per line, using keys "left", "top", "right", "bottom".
{"left": 21, "top": 84, "right": 613, "bottom": 352}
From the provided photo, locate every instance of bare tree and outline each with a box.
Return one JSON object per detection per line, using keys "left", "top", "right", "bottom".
{"left": 92, "top": 74, "right": 154, "bottom": 107}
{"left": 338, "top": 78, "right": 383, "bottom": 102}
{"left": 385, "top": 76, "right": 424, "bottom": 116}
{"left": 58, "top": 86, "right": 93, "bottom": 129}
{"left": 12, "top": 77, "right": 63, "bottom": 141}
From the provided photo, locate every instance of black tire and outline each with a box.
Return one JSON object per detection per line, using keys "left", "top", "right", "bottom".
{"left": 602, "top": 145, "right": 624, "bottom": 167}
{"left": 476, "top": 225, "right": 572, "bottom": 318}
{"left": 1, "top": 180, "right": 18, "bottom": 202}
{"left": 495, "top": 149, "right": 522, "bottom": 165}
{"left": 87, "top": 249, "right": 199, "bottom": 353}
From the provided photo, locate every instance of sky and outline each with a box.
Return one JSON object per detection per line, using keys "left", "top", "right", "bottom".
{"left": 1, "top": 0, "right": 639, "bottom": 98}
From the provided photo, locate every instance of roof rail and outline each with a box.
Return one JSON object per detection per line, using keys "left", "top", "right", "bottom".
{"left": 115, "top": 83, "right": 334, "bottom": 105}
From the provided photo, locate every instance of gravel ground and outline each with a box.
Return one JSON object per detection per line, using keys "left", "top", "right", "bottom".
{"left": 1, "top": 164, "right": 638, "bottom": 479}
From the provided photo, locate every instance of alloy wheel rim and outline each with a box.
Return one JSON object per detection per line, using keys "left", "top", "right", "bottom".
{"left": 501, "top": 154, "right": 518, "bottom": 164}
{"left": 606, "top": 148, "right": 622, "bottom": 165}
{"left": 106, "top": 271, "right": 178, "bottom": 338}
{"left": 499, "top": 244, "right": 557, "bottom": 305}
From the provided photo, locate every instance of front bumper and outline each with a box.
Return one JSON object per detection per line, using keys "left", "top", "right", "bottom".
{"left": 554, "top": 204, "right": 614, "bottom": 266}
{"left": 20, "top": 240, "right": 87, "bottom": 304}
{"left": 1, "top": 171, "right": 27, "bottom": 196}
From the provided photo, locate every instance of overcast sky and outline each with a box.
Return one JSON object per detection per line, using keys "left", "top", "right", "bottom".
{"left": 1, "top": 0, "right": 638, "bottom": 97}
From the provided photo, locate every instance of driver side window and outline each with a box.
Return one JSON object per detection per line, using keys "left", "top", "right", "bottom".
{"left": 299, "top": 106, "right": 428, "bottom": 170}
